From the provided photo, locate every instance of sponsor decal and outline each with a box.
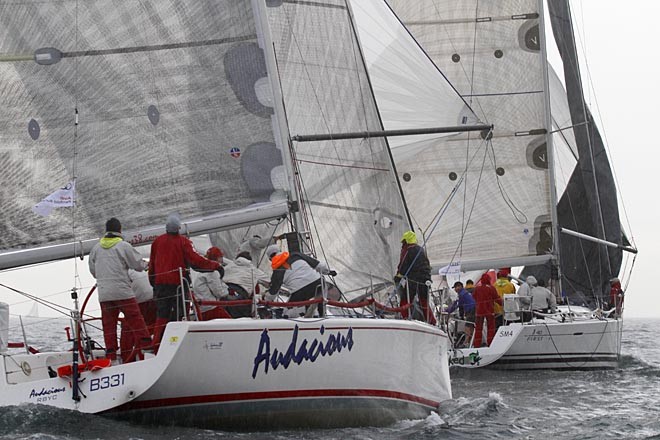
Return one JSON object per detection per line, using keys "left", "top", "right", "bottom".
{"left": 252, "top": 325, "right": 354, "bottom": 378}
{"left": 204, "top": 341, "right": 223, "bottom": 350}
{"left": 450, "top": 350, "right": 482, "bottom": 366}
{"left": 29, "top": 386, "right": 66, "bottom": 402}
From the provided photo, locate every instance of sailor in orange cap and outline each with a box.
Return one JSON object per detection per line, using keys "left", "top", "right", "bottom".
{"left": 267, "top": 249, "right": 336, "bottom": 317}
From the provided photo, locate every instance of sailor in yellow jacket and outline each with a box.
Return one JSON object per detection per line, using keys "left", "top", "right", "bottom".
{"left": 494, "top": 270, "right": 516, "bottom": 328}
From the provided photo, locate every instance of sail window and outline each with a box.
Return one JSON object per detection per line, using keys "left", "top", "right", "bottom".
{"left": 28, "top": 119, "right": 40, "bottom": 140}
{"left": 147, "top": 105, "right": 160, "bottom": 126}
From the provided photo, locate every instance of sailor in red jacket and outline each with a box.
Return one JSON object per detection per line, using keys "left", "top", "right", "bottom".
{"left": 472, "top": 273, "right": 503, "bottom": 347}
{"left": 609, "top": 277, "right": 624, "bottom": 317}
{"left": 149, "top": 214, "right": 221, "bottom": 350}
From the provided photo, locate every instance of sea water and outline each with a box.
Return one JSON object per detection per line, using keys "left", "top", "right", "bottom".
{"left": 1, "top": 318, "right": 659, "bottom": 440}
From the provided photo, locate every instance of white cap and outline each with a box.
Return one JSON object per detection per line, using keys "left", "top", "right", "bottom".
{"left": 266, "top": 244, "right": 280, "bottom": 258}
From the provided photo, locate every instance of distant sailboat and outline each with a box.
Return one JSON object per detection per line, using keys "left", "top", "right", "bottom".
{"left": 26, "top": 302, "right": 39, "bottom": 318}
{"left": 356, "top": 0, "right": 637, "bottom": 369}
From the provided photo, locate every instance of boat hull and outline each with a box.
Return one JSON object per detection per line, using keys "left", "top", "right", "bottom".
{"left": 451, "top": 316, "right": 622, "bottom": 370}
{"left": 107, "top": 317, "right": 451, "bottom": 428}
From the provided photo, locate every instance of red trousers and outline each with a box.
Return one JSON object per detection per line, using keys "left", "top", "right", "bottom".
{"left": 398, "top": 283, "right": 436, "bottom": 325}
{"left": 101, "top": 298, "right": 151, "bottom": 361}
{"left": 201, "top": 306, "right": 232, "bottom": 320}
{"left": 120, "top": 300, "right": 157, "bottom": 363}
{"left": 473, "top": 314, "right": 496, "bottom": 348}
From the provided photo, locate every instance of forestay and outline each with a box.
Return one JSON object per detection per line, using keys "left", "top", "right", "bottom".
{"left": 0, "top": 1, "right": 287, "bottom": 268}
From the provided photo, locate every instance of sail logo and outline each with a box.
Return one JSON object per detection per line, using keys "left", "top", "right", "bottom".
{"left": 28, "top": 386, "right": 66, "bottom": 402}
{"left": 229, "top": 147, "right": 241, "bottom": 158}
{"left": 252, "top": 325, "right": 354, "bottom": 378}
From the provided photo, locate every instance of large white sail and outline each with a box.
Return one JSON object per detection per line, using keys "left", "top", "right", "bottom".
{"left": 262, "top": 0, "right": 412, "bottom": 289}
{"left": 384, "top": 0, "right": 553, "bottom": 270}
{"left": 0, "top": 1, "right": 287, "bottom": 268}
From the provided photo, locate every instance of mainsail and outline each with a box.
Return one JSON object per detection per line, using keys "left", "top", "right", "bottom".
{"left": 0, "top": 0, "right": 411, "bottom": 292}
{"left": 0, "top": 1, "right": 289, "bottom": 269}
{"left": 382, "top": 1, "right": 553, "bottom": 271}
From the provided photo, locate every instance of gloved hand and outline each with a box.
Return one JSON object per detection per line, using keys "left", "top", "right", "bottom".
{"left": 399, "top": 277, "right": 407, "bottom": 287}
{"left": 328, "top": 270, "right": 337, "bottom": 277}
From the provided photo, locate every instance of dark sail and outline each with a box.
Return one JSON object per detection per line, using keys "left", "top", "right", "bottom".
{"left": 524, "top": 1, "right": 622, "bottom": 305}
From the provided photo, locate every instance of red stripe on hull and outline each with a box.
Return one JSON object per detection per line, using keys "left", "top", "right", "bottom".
{"left": 117, "top": 388, "right": 440, "bottom": 411}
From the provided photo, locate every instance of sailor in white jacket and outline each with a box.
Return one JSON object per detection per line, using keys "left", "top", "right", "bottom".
{"left": 88, "top": 217, "right": 151, "bottom": 362}
{"left": 192, "top": 246, "right": 230, "bottom": 319}
{"left": 223, "top": 251, "right": 270, "bottom": 297}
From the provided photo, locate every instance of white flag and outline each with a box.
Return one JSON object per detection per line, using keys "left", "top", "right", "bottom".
{"left": 32, "top": 180, "right": 76, "bottom": 217}
{"left": 438, "top": 262, "right": 461, "bottom": 276}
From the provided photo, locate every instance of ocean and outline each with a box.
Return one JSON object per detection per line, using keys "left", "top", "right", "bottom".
{"left": 1, "top": 318, "right": 659, "bottom": 440}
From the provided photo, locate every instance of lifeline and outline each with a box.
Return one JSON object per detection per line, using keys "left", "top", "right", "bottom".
{"left": 252, "top": 324, "right": 354, "bottom": 378}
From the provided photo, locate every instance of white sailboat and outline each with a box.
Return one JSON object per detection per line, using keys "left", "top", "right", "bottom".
{"left": 0, "top": 0, "right": 454, "bottom": 427}
{"left": 355, "top": 0, "right": 637, "bottom": 369}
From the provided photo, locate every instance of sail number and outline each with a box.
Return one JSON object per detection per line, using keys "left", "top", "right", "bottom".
{"left": 90, "top": 373, "right": 125, "bottom": 392}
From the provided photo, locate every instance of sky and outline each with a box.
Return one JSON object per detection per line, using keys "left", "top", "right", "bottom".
{"left": 0, "top": 1, "right": 657, "bottom": 319}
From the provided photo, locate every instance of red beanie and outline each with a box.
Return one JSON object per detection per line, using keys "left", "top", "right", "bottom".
{"left": 206, "top": 246, "right": 223, "bottom": 260}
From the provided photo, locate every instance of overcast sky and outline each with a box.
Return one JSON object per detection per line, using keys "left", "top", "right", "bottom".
{"left": 0, "top": 1, "right": 656, "bottom": 319}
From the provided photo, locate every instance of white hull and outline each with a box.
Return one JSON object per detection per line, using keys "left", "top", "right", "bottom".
{"left": 450, "top": 309, "right": 622, "bottom": 370}
{"left": 2, "top": 317, "right": 451, "bottom": 428}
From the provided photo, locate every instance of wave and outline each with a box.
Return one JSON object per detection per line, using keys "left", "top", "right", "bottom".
{"left": 0, "top": 404, "right": 209, "bottom": 440}
{"left": 619, "top": 354, "right": 660, "bottom": 378}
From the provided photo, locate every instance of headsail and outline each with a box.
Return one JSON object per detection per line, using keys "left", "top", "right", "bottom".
{"left": 383, "top": 1, "right": 553, "bottom": 271}
{"left": 0, "top": 1, "right": 287, "bottom": 268}
{"left": 262, "top": 0, "right": 411, "bottom": 289}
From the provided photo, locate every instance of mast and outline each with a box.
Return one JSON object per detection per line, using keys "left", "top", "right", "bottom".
{"left": 252, "top": 0, "right": 304, "bottom": 235}
{"left": 538, "top": 0, "right": 563, "bottom": 296}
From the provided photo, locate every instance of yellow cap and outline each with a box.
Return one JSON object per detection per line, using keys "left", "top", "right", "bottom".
{"left": 401, "top": 230, "right": 417, "bottom": 244}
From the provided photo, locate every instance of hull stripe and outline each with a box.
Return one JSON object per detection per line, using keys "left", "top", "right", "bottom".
{"left": 114, "top": 389, "right": 440, "bottom": 412}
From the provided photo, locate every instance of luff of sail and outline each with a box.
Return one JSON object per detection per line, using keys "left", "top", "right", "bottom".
{"left": 0, "top": 1, "right": 288, "bottom": 267}
{"left": 383, "top": 1, "right": 553, "bottom": 270}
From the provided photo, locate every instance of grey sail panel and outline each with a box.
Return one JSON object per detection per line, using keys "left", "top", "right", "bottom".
{"left": 265, "top": 0, "right": 409, "bottom": 288}
{"left": 385, "top": 1, "right": 552, "bottom": 268}
{"left": 523, "top": 0, "right": 622, "bottom": 303}
{"left": 0, "top": 1, "right": 278, "bottom": 257}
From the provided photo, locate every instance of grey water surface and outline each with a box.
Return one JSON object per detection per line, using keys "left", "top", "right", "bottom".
{"left": 2, "top": 318, "right": 658, "bottom": 440}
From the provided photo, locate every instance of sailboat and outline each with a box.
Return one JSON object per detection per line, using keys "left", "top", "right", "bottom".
{"left": 0, "top": 0, "right": 454, "bottom": 428}
{"left": 354, "top": 0, "right": 638, "bottom": 369}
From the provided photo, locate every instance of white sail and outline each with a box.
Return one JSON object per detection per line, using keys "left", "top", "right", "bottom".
{"left": 384, "top": 0, "right": 552, "bottom": 270}
{"left": 0, "top": 1, "right": 284, "bottom": 266}
{"left": 263, "top": 0, "right": 411, "bottom": 288}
